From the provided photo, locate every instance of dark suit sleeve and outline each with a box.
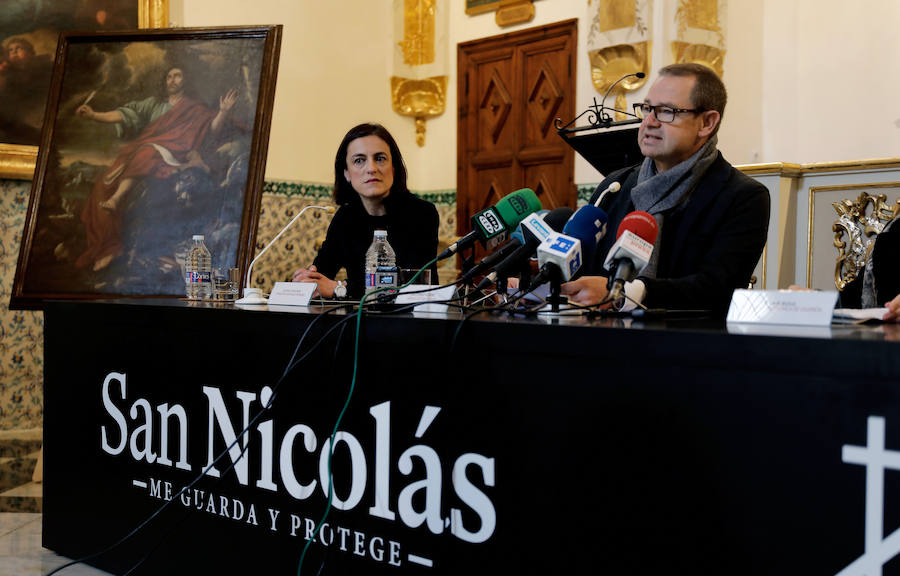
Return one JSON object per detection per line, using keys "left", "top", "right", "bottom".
{"left": 311, "top": 207, "right": 347, "bottom": 280}
{"left": 424, "top": 202, "right": 441, "bottom": 284}
{"left": 403, "top": 198, "right": 440, "bottom": 284}
{"left": 640, "top": 174, "right": 770, "bottom": 315}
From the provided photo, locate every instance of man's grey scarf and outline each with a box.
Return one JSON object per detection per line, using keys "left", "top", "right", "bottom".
{"left": 630, "top": 135, "right": 719, "bottom": 278}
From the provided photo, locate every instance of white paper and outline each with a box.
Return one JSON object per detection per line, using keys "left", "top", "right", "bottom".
{"left": 832, "top": 307, "right": 889, "bottom": 323}
{"left": 396, "top": 284, "right": 456, "bottom": 313}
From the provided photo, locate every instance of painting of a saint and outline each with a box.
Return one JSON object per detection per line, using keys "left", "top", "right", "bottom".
{"left": 0, "top": 1, "right": 140, "bottom": 146}
{"left": 11, "top": 28, "right": 281, "bottom": 307}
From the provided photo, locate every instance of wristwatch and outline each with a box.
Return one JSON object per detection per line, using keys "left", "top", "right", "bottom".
{"left": 333, "top": 280, "right": 347, "bottom": 299}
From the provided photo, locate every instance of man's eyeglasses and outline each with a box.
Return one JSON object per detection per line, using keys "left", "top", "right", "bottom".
{"left": 633, "top": 103, "right": 703, "bottom": 123}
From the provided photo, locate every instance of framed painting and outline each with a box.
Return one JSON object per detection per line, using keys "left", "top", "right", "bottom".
{"left": 0, "top": 0, "right": 169, "bottom": 180}
{"left": 9, "top": 25, "right": 282, "bottom": 309}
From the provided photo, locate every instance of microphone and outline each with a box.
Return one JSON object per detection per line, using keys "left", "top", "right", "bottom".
{"left": 459, "top": 209, "right": 549, "bottom": 284}
{"left": 563, "top": 204, "right": 609, "bottom": 273}
{"left": 602, "top": 211, "right": 658, "bottom": 305}
{"left": 599, "top": 72, "right": 646, "bottom": 124}
{"left": 594, "top": 181, "right": 621, "bottom": 207}
{"left": 527, "top": 206, "right": 609, "bottom": 290}
{"left": 475, "top": 207, "right": 573, "bottom": 290}
{"left": 439, "top": 188, "right": 542, "bottom": 259}
{"left": 235, "top": 204, "right": 336, "bottom": 305}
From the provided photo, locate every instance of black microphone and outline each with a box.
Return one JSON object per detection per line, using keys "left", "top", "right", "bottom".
{"left": 459, "top": 210, "right": 549, "bottom": 284}
{"left": 476, "top": 207, "right": 573, "bottom": 290}
{"left": 599, "top": 72, "right": 646, "bottom": 124}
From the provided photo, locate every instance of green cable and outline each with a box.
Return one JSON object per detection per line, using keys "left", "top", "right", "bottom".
{"left": 296, "top": 257, "right": 438, "bottom": 575}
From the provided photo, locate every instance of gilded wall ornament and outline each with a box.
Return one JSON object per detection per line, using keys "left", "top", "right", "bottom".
{"left": 398, "top": 0, "right": 435, "bottom": 66}
{"left": 670, "top": 41, "right": 724, "bottom": 77}
{"left": 390, "top": 75, "right": 448, "bottom": 147}
{"left": 392, "top": 0, "right": 447, "bottom": 146}
{"left": 832, "top": 191, "right": 900, "bottom": 291}
{"left": 587, "top": 0, "right": 651, "bottom": 121}
{"left": 670, "top": 0, "right": 727, "bottom": 75}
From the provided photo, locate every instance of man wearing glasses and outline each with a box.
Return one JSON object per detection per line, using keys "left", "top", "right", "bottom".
{"left": 561, "top": 62, "right": 770, "bottom": 316}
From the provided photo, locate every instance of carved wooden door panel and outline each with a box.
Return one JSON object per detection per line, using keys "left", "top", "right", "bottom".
{"left": 457, "top": 19, "right": 577, "bottom": 257}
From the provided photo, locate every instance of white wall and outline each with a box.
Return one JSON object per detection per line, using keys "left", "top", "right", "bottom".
{"left": 172, "top": 0, "right": 899, "bottom": 188}
{"left": 763, "top": 0, "right": 900, "bottom": 163}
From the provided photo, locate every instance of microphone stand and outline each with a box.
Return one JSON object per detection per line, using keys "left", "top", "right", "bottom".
{"left": 554, "top": 72, "right": 645, "bottom": 132}
{"left": 546, "top": 268, "right": 565, "bottom": 313}
{"left": 235, "top": 204, "right": 335, "bottom": 305}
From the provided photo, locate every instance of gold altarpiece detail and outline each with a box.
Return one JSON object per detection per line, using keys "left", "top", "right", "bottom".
{"left": 398, "top": 0, "right": 435, "bottom": 65}
{"left": 392, "top": 0, "right": 446, "bottom": 146}
{"left": 587, "top": 0, "right": 650, "bottom": 120}
{"left": 671, "top": 0, "right": 726, "bottom": 77}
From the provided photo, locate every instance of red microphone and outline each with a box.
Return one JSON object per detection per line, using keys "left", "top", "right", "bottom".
{"left": 616, "top": 211, "right": 658, "bottom": 242}
{"left": 603, "top": 211, "right": 658, "bottom": 303}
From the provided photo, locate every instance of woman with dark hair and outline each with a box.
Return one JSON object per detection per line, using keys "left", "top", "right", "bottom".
{"left": 292, "top": 123, "right": 439, "bottom": 298}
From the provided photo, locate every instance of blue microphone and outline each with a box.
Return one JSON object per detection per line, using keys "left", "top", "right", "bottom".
{"left": 562, "top": 204, "right": 609, "bottom": 275}
{"left": 527, "top": 205, "right": 609, "bottom": 290}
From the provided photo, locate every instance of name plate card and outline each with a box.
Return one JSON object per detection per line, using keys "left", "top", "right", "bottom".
{"left": 726, "top": 289, "right": 838, "bottom": 326}
{"left": 267, "top": 282, "right": 316, "bottom": 306}
{"left": 396, "top": 284, "right": 456, "bottom": 314}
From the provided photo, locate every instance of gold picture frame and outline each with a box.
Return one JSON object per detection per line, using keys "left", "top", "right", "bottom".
{"left": 465, "top": 0, "right": 503, "bottom": 15}
{"left": 466, "top": 0, "right": 537, "bottom": 27}
{"left": 0, "top": 0, "right": 169, "bottom": 180}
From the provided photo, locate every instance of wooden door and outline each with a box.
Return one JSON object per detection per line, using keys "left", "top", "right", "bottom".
{"left": 457, "top": 19, "right": 577, "bottom": 255}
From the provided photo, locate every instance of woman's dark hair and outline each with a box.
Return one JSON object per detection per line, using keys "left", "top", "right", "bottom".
{"left": 333, "top": 123, "right": 409, "bottom": 206}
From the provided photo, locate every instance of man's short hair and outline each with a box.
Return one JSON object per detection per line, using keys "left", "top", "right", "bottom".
{"left": 658, "top": 62, "right": 727, "bottom": 133}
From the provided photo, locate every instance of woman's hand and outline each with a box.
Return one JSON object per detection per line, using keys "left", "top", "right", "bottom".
{"left": 292, "top": 265, "right": 338, "bottom": 298}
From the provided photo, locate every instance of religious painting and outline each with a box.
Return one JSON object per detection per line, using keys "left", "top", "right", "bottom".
{"left": 0, "top": 0, "right": 168, "bottom": 179}
{"left": 10, "top": 26, "right": 283, "bottom": 309}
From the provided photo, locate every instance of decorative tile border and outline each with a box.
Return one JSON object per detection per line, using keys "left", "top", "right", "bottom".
{"left": 0, "top": 177, "right": 601, "bottom": 431}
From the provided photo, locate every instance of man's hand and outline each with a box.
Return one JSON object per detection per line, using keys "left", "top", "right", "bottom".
{"left": 76, "top": 104, "right": 95, "bottom": 119}
{"left": 884, "top": 294, "right": 900, "bottom": 322}
{"left": 560, "top": 275, "right": 612, "bottom": 306}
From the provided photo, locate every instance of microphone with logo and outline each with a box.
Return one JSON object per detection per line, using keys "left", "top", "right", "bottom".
{"left": 438, "top": 188, "right": 542, "bottom": 260}
{"left": 526, "top": 206, "right": 609, "bottom": 309}
{"left": 475, "top": 207, "right": 574, "bottom": 291}
{"left": 459, "top": 209, "right": 549, "bottom": 285}
{"left": 235, "top": 204, "right": 336, "bottom": 305}
{"left": 602, "top": 211, "right": 658, "bottom": 307}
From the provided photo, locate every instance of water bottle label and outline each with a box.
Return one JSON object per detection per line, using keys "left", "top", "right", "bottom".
{"left": 366, "top": 269, "right": 397, "bottom": 289}
{"left": 185, "top": 271, "right": 212, "bottom": 284}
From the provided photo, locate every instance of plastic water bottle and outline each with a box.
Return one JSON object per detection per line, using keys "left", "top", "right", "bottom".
{"left": 185, "top": 234, "right": 213, "bottom": 300}
{"left": 364, "top": 230, "right": 397, "bottom": 294}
